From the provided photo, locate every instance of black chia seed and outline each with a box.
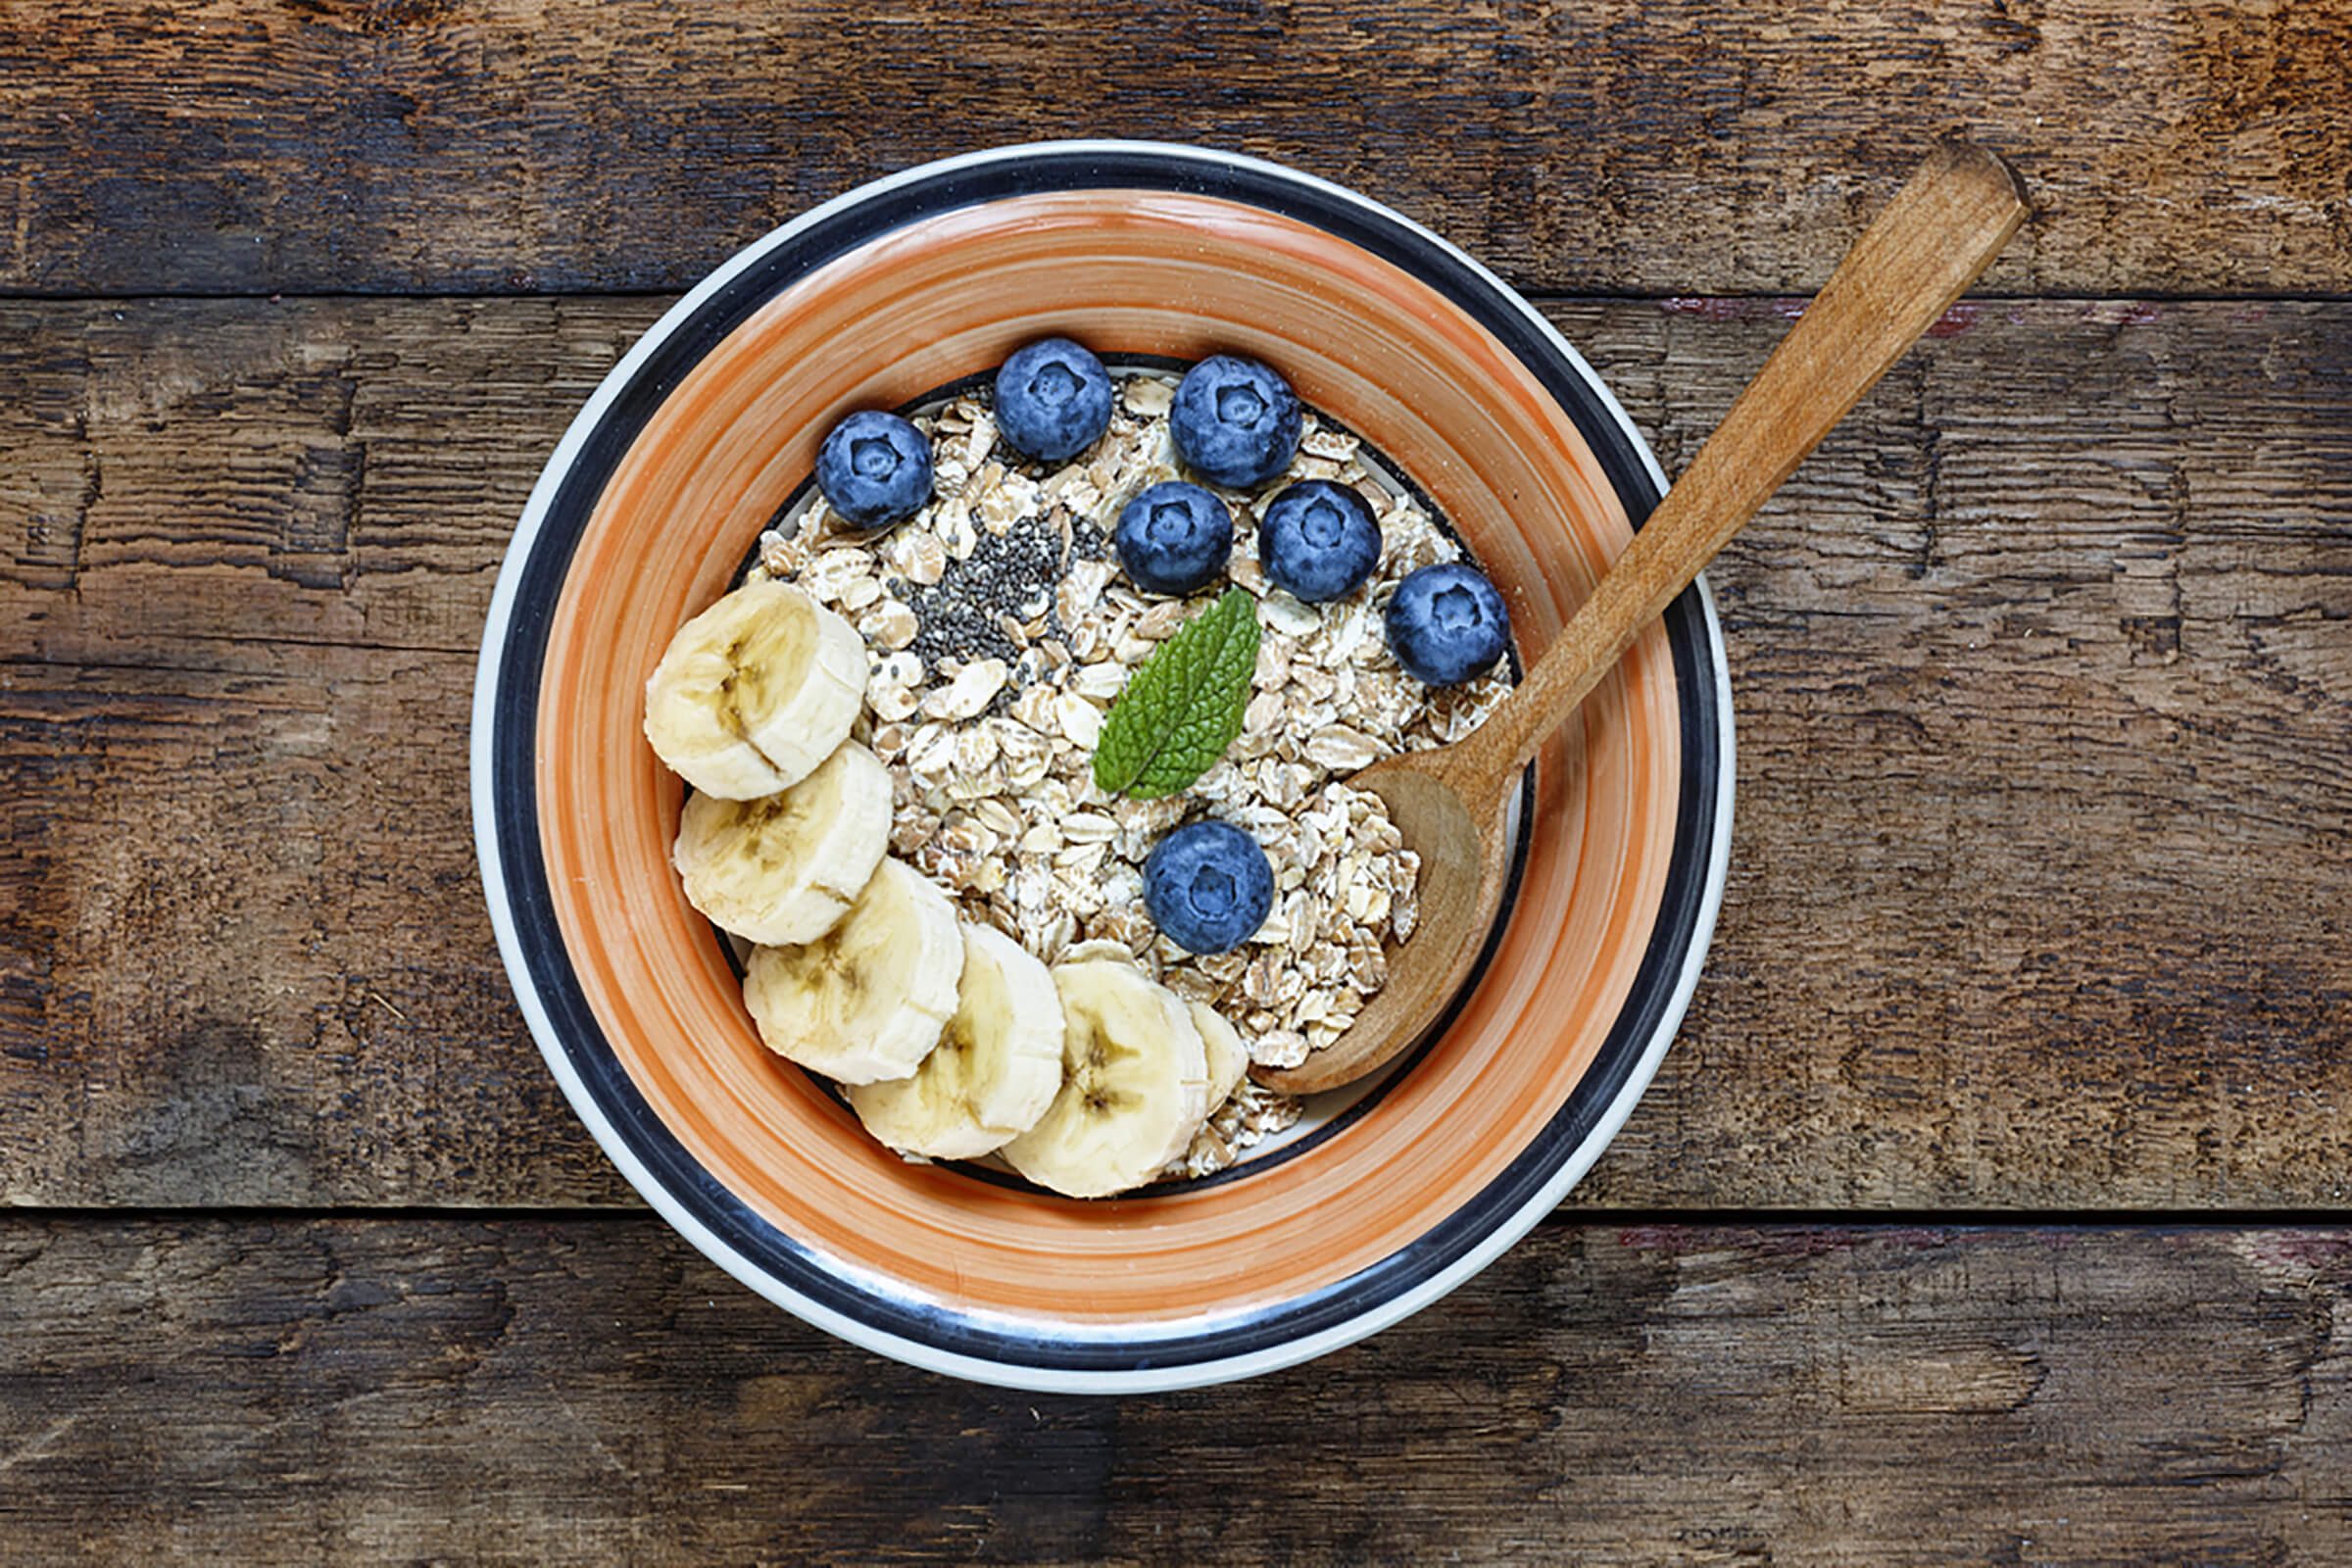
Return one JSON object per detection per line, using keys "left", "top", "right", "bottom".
{"left": 906, "top": 509, "right": 1075, "bottom": 673}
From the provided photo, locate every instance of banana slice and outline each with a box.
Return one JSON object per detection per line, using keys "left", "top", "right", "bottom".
{"left": 742, "top": 858, "right": 963, "bottom": 1084}
{"left": 673, "top": 741, "right": 889, "bottom": 946}
{"left": 846, "top": 923, "right": 1065, "bottom": 1157}
{"left": 645, "top": 580, "right": 867, "bottom": 800}
{"left": 1001, "top": 960, "right": 1211, "bottom": 1199}
{"left": 1189, "top": 1002, "right": 1250, "bottom": 1118}
{"left": 1062, "top": 938, "right": 1145, "bottom": 966}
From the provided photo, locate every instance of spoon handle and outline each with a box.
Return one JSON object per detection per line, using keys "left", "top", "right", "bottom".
{"left": 1477, "top": 142, "right": 2029, "bottom": 775}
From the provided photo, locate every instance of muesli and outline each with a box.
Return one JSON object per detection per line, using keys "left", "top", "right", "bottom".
{"left": 642, "top": 340, "right": 1515, "bottom": 1196}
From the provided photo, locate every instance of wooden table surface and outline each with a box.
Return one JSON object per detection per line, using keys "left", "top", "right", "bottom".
{"left": 4, "top": 3, "right": 2349, "bottom": 1561}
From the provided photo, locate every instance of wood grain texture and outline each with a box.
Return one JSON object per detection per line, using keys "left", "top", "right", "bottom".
{"left": 0, "top": 1, "right": 2346, "bottom": 298}
{"left": 0, "top": 1217, "right": 2347, "bottom": 1564}
{"left": 1580, "top": 292, "right": 2352, "bottom": 1210}
{"left": 1, "top": 296, "right": 2345, "bottom": 1208}
{"left": 1502, "top": 147, "right": 2028, "bottom": 772}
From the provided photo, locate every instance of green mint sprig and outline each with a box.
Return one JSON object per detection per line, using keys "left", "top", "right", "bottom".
{"left": 1092, "top": 588, "right": 1262, "bottom": 800}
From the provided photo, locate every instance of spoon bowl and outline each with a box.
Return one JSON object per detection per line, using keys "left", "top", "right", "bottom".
{"left": 1254, "top": 727, "right": 1516, "bottom": 1095}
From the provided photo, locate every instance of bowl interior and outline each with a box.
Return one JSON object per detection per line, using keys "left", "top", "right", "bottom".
{"left": 529, "top": 189, "right": 1683, "bottom": 1330}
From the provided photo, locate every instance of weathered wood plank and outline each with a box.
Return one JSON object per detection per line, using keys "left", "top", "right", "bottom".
{"left": 0, "top": 1, "right": 2346, "bottom": 298}
{"left": 0, "top": 657, "right": 636, "bottom": 1207}
{"left": 1569, "top": 295, "right": 2352, "bottom": 1210}
{"left": 0, "top": 296, "right": 662, "bottom": 658}
{"left": 2, "top": 297, "right": 2346, "bottom": 1208}
{"left": 0, "top": 1218, "right": 2346, "bottom": 1563}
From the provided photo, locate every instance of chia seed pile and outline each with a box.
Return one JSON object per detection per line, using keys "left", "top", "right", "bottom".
{"left": 902, "top": 511, "right": 1099, "bottom": 673}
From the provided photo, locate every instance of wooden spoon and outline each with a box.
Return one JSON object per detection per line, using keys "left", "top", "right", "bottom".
{"left": 1253, "top": 142, "right": 2029, "bottom": 1096}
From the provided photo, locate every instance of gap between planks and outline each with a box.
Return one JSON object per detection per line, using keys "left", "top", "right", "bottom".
{"left": 0, "top": 287, "right": 2345, "bottom": 306}
{"left": 8, "top": 1205, "right": 2352, "bottom": 1228}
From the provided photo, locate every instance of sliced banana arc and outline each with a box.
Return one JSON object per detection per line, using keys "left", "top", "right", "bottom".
{"left": 847, "top": 922, "right": 1066, "bottom": 1158}
{"left": 673, "top": 741, "right": 890, "bottom": 947}
{"left": 644, "top": 580, "right": 867, "bottom": 800}
{"left": 742, "top": 858, "right": 964, "bottom": 1085}
{"left": 1002, "top": 960, "right": 1212, "bottom": 1199}
{"left": 1189, "top": 1001, "right": 1250, "bottom": 1118}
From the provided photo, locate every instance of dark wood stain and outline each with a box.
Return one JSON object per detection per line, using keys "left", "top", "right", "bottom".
{"left": 0, "top": 1220, "right": 2347, "bottom": 1561}
{"left": 0, "top": 2, "right": 2345, "bottom": 296}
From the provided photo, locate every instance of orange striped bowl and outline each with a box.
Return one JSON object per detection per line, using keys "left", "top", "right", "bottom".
{"left": 472, "top": 143, "right": 1733, "bottom": 1392}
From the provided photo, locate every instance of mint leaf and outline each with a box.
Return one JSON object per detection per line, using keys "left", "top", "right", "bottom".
{"left": 1093, "top": 588, "right": 1262, "bottom": 800}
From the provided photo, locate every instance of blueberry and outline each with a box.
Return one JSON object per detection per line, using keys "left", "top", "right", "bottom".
{"left": 1170, "top": 355, "right": 1301, "bottom": 488}
{"left": 816, "top": 411, "right": 934, "bottom": 531}
{"left": 1143, "top": 820, "right": 1274, "bottom": 956}
{"left": 1113, "top": 481, "right": 1233, "bottom": 597}
{"left": 993, "top": 337, "right": 1113, "bottom": 464}
{"left": 1385, "top": 563, "right": 1511, "bottom": 686}
{"left": 1258, "top": 479, "right": 1381, "bottom": 603}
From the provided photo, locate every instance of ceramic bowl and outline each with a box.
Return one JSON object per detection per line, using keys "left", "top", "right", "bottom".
{"left": 472, "top": 141, "right": 1733, "bottom": 1392}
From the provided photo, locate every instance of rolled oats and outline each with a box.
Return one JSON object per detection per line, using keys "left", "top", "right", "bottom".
{"left": 972, "top": 469, "right": 1036, "bottom": 536}
{"left": 969, "top": 796, "right": 1023, "bottom": 840}
{"left": 1252, "top": 1029, "right": 1310, "bottom": 1070}
{"left": 1304, "top": 724, "right": 1381, "bottom": 772}
{"left": 940, "top": 497, "right": 983, "bottom": 557}
{"left": 922, "top": 657, "right": 1009, "bottom": 721}
{"left": 1060, "top": 811, "right": 1118, "bottom": 845}
{"left": 1121, "top": 378, "right": 1174, "bottom": 418}
{"left": 1054, "top": 692, "right": 1104, "bottom": 748}
{"left": 861, "top": 597, "right": 920, "bottom": 650}
{"left": 867, "top": 682, "right": 919, "bottom": 723}
{"left": 996, "top": 721, "right": 1052, "bottom": 789}
{"left": 1257, "top": 593, "right": 1320, "bottom": 638}
{"left": 1070, "top": 662, "right": 1127, "bottom": 702}
{"left": 1299, "top": 421, "right": 1360, "bottom": 463}
{"left": 1133, "top": 600, "right": 1189, "bottom": 640}
{"left": 953, "top": 724, "right": 1000, "bottom": 780}
{"left": 958, "top": 414, "right": 997, "bottom": 476}
{"left": 904, "top": 722, "right": 957, "bottom": 785}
